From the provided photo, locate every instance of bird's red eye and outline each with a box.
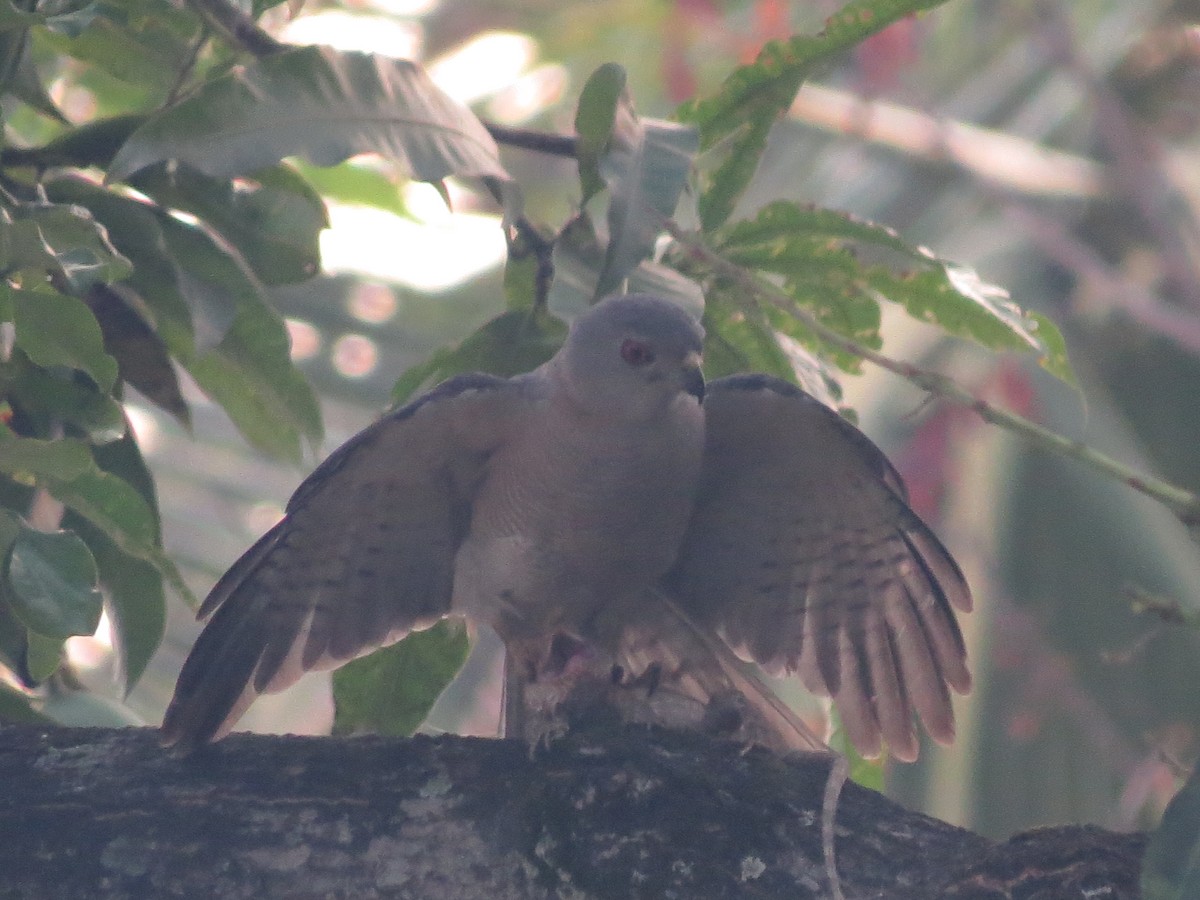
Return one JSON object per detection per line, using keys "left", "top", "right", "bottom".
{"left": 620, "top": 338, "right": 655, "bottom": 366}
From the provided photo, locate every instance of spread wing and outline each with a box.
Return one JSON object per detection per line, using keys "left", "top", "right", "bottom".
{"left": 666, "top": 374, "right": 972, "bottom": 761}
{"left": 161, "top": 374, "right": 521, "bottom": 749}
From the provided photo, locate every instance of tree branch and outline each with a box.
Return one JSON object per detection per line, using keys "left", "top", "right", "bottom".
{"left": 0, "top": 724, "right": 1144, "bottom": 899}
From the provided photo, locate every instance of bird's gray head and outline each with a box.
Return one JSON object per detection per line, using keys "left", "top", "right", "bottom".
{"left": 553, "top": 294, "right": 706, "bottom": 419}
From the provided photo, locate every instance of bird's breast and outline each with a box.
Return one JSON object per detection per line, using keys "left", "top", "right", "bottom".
{"left": 450, "top": 397, "right": 704, "bottom": 639}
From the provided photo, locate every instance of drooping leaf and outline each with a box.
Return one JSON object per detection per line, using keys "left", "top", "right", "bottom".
{"left": 85, "top": 284, "right": 190, "bottom": 427}
{"left": 391, "top": 307, "right": 567, "bottom": 404}
{"left": 332, "top": 620, "right": 470, "bottom": 737}
{"left": 6, "top": 286, "right": 119, "bottom": 391}
{"left": 0, "top": 0, "right": 99, "bottom": 34}
{"left": 36, "top": 463, "right": 192, "bottom": 606}
{"left": 596, "top": 115, "right": 697, "bottom": 299}
{"left": 6, "top": 525, "right": 103, "bottom": 640}
{"left": 108, "top": 45, "right": 511, "bottom": 189}
{"left": 130, "top": 162, "right": 328, "bottom": 285}
{"left": 677, "top": 0, "right": 953, "bottom": 229}
{"left": 574, "top": 62, "right": 627, "bottom": 205}
{"left": 0, "top": 200, "right": 132, "bottom": 294}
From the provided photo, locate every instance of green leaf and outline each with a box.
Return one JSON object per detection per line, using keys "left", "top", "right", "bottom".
{"left": 677, "top": 0, "right": 952, "bottom": 229}
{"left": 24, "top": 630, "right": 63, "bottom": 681}
{"left": 701, "top": 288, "right": 796, "bottom": 381}
{"left": 0, "top": 200, "right": 133, "bottom": 293}
{"left": 6, "top": 33, "right": 68, "bottom": 123}
{"left": 130, "top": 162, "right": 328, "bottom": 286}
{"left": 38, "top": 464, "right": 192, "bottom": 607}
{"left": 108, "top": 45, "right": 511, "bottom": 187}
{"left": 40, "top": 0, "right": 196, "bottom": 86}
{"left": 5, "top": 354, "right": 126, "bottom": 443}
{"left": 574, "top": 63, "right": 627, "bottom": 205}
{"left": 827, "top": 710, "right": 885, "bottom": 791}
{"left": 6, "top": 286, "right": 119, "bottom": 390}
{"left": 42, "top": 176, "right": 321, "bottom": 458}
{"left": 68, "top": 514, "right": 163, "bottom": 692}
{"left": 104, "top": 204, "right": 318, "bottom": 453}
{"left": 716, "top": 201, "right": 1074, "bottom": 380}
{"left": 1142, "top": 769, "right": 1200, "bottom": 900}
{"left": 0, "top": 430, "right": 94, "bottom": 481}
{"left": 6, "top": 525, "right": 103, "bottom": 639}
{"left": 64, "top": 429, "right": 164, "bottom": 689}
{"left": 291, "top": 159, "right": 411, "bottom": 217}
{"left": 391, "top": 307, "right": 567, "bottom": 404}
{"left": 42, "top": 178, "right": 194, "bottom": 350}
{"left": 156, "top": 214, "right": 323, "bottom": 461}
{"left": 332, "top": 620, "right": 470, "bottom": 736}
{"left": 0, "top": 0, "right": 99, "bottom": 33}
{"left": 0, "top": 681, "right": 51, "bottom": 723}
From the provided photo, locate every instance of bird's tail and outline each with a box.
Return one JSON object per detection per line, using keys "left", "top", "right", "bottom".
{"left": 616, "top": 590, "right": 827, "bottom": 756}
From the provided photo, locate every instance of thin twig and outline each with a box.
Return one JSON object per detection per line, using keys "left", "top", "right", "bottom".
{"left": 664, "top": 220, "right": 1200, "bottom": 525}
{"left": 184, "top": 0, "right": 283, "bottom": 58}
{"left": 485, "top": 123, "right": 578, "bottom": 159}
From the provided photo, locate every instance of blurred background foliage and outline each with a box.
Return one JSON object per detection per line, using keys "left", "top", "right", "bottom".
{"left": 2, "top": 0, "right": 1200, "bottom": 853}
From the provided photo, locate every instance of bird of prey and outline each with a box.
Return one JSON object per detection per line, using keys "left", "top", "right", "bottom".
{"left": 162, "top": 293, "right": 971, "bottom": 761}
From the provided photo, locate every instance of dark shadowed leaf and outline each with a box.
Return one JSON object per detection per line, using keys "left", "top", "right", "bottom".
{"left": 1143, "top": 768, "right": 1200, "bottom": 900}
{"left": 677, "top": 0, "right": 952, "bottom": 229}
{"left": 85, "top": 285, "right": 190, "bottom": 426}
{"left": 8, "top": 287, "right": 119, "bottom": 391}
{"left": 7, "top": 525, "right": 103, "bottom": 640}
{"left": 108, "top": 46, "right": 511, "bottom": 187}
{"left": 5, "top": 357, "right": 126, "bottom": 443}
{"left": 0, "top": 682, "right": 50, "bottom": 723}
{"left": 332, "top": 620, "right": 470, "bottom": 736}
{"left": 1, "top": 114, "right": 145, "bottom": 169}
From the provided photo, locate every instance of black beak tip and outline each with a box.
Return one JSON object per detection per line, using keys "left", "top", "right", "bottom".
{"left": 684, "top": 367, "right": 705, "bottom": 402}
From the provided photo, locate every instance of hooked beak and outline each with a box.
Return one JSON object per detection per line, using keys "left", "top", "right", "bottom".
{"left": 682, "top": 352, "right": 705, "bottom": 402}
